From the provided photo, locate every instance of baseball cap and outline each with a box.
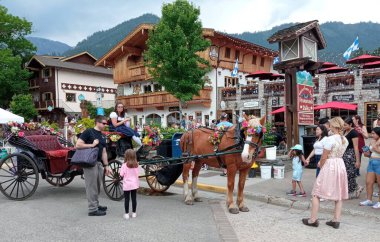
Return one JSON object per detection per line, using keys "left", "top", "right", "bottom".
{"left": 220, "top": 112, "right": 228, "bottom": 119}
{"left": 290, "top": 144, "right": 303, "bottom": 151}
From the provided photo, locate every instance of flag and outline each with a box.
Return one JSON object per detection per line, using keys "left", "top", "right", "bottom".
{"left": 273, "top": 56, "right": 280, "bottom": 65}
{"left": 231, "top": 58, "right": 238, "bottom": 77}
{"left": 343, "top": 37, "right": 359, "bottom": 60}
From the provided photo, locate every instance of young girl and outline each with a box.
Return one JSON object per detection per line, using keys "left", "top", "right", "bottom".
{"left": 119, "top": 149, "right": 139, "bottom": 220}
{"left": 287, "top": 144, "right": 307, "bottom": 197}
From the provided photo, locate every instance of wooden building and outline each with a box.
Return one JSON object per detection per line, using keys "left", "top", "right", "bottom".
{"left": 96, "top": 24, "right": 277, "bottom": 127}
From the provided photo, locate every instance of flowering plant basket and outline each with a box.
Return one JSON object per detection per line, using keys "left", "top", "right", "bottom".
{"left": 142, "top": 125, "right": 163, "bottom": 148}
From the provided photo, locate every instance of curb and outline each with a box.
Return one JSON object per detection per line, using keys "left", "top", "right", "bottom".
{"left": 172, "top": 181, "right": 380, "bottom": 220}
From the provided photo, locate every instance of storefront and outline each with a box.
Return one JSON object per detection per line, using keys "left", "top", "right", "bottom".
{"left": 365, "top": 102, "right": 380, "bottom": 132}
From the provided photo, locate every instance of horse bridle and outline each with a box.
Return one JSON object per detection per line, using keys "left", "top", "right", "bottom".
{"left": 244, "top": 133, "right": 263, "bottom": 160}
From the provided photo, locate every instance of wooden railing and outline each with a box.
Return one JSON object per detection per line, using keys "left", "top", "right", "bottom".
{"left": 34, "top": 100, "right": 55, "bottom": 110}
{"left": 118, "top": 87, "right": 212, "bottom": 109}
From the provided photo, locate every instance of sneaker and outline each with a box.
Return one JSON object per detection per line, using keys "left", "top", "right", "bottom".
{"left": 297, "top": 192, "right": 306, "bottom": 197}
{"left": 123, "top": 213, "right": 130, "bottom": 220}
{"left": 372, "top": 202, "right": 380, "bottom": 209}
{"left": 132, "top": 212, "right": 137, "bottom": 218}
{"left": 287, "top": 190, "right": 296, "bottom": 196}
{"left": 98, "top": 205, "right": 107, "bottom": 211}
{"left": 359, "top": 200, "right": 374, "bottom": 206}
{"left": 373, "top": 192, "right": 379, "bottom": 197}
{"left": 88, "top": 210, "right": 106, "bottom": 216}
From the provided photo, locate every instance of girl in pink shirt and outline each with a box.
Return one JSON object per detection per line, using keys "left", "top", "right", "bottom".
{"left": 119, "top": 149, "right": 139, "bottom": 220}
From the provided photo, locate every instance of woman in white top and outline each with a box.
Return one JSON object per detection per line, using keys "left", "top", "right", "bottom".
{"left": 110, "top": 103, "right": 142, "bottom": 146}
{"left": 306, "top": 125, "right": 329, "bottom": 177}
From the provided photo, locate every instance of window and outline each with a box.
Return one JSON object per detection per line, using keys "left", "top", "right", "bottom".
{"left": 281, "top": 38, "right": 299, "bottom": 61}
{"left": 66, "top": 93, "right": 76, "bottom": 102}
{"left": 260, "top": 57, "right": 265, "bottom": 67}
{"left": 224, "top": 77, "right": 238, "bottom": 87}
{"left": 42, "top": 92, "right": 52, "bottom": 101}
{"left": 235, "top": 50, "right": 240, "bottom": 60}
{"left": 153, "top": 84, "right": 162, "bottom": 92}
{"left": 225, "top": 47, "right": 231, "bottom": 59}
{"left": 252, "top": 55, "right": 257, "bottom": 65}
{"left": 144, "top": 85, "right": 152, "bottom": 93}
{"left": 42, "top": 68, "right": 51, "bottom": 78}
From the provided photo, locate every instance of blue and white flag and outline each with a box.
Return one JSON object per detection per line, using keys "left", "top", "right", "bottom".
{"left": 273, "top": 56, "right": 280, "bottom": 65}
{"left": 343, "top": 37, "right": 359, "bottom": 60}
{"left": 231, "top": 58, "right": 238, "bottom": 77}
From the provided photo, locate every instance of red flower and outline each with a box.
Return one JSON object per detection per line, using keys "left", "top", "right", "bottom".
{"left": 18, "top": 131, "right": 25, "bottom": 137}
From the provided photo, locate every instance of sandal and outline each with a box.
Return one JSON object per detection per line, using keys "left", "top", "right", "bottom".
{"left": 355, "top": 186, "right": 364, "bottom": 198}
{"left": 326, "top": 220, "right": 340, "bottom": 229}
{"left": 302, "top": 218, "right": 319, "bottom": 227}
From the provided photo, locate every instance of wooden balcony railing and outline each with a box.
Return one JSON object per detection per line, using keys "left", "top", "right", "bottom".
{"left": 221, "top": 86, "right": 259, "bottom": 101}
{"left": 34, "top": 100, "right": 55, "bottom": 110}
{"left": 118, "top": 87, "right": 212, "bottom": 109}
{"left": 326, "top": 84, "right": 354, "bottom": 92}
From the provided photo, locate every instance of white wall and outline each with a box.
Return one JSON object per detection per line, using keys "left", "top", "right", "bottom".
{"left": 57, "top": 69, "right": 117, "bottom": 113}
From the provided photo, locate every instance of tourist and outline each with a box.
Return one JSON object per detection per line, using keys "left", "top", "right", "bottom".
{"left": 286, "top": 144, "right": 307, "bottom": 197}
{"left": 270, "top": 126, "right": 285, "bottom": 147}
{"left": 359, "top": 127, "right": 380, "bottom": 209}
{"left": 210, "top": 119, "right": 217, "bottom": 129}
{"left": 217, "top": 112, "right": 233, "bottom": 128}
{"left": 373, "top": 113, "right": 380, "bottom": 129}
{"left": 120, "top": 149, "right": 140, "bottom": 220}
{"left": 303, "top": 117, "right": 348, "bottom": 229}
{"left": 353, "top": 115, "right": 369, "bottom": 176}
{"left": 343, "top": 116, "right": 363, "bottom": 199}
{"left": 305, "top": 125, "right": 329, "bottom": 177}
{"left": 76, "top": 115, "right": 112, "bottom": 216}
{"left": 109, "top": 103, "right": 142, "bottom": 146}
{"left": 67, "top": 120, "right": 76, "bottom": 144}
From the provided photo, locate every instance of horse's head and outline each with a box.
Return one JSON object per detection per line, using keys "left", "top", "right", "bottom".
{"left": 241, "top": 115, "right": 266, "bottom": 163}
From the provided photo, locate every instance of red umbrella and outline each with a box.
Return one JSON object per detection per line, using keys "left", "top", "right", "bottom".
{"left": 346, "top": 54, "right": 380, "bottom": 65}
{"left": 321, "top": 62, "right": 337, "bottom": 68}
{"left": 319, "top": 66, "right": 348, "bottom": 74}
{"left": 246, "top": 70, "right": 274, "bottom": 79}
{"left": 362, "top": 60, "right": 380, "bottom": 69}
{"left": 269, "top": 73, "right": 285, "bottom": 80}
{"left": 271, "top": 106, "right": 285, "bottom": 114}
{"left": 314, "top": 101, "right": 357, "bottom": 111}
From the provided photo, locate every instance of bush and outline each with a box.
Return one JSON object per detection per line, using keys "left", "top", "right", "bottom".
{"left": 9, "top": 94, "right": 37, "bottom": 121}
{"left": 262, "top": 122, "right": 277, "bottom": 146}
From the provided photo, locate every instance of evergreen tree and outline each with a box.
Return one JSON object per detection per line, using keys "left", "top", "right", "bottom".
{"left": 144, "top": 0, "right": 211, "bottom": 115}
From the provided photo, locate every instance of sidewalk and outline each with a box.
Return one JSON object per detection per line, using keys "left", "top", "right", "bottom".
{"left": 172, "top": 157, "right": 380, "bottom": 219}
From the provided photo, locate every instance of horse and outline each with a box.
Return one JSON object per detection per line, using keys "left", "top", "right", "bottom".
{"left": 180, "top": 115, "right": 265, "bottom": 214}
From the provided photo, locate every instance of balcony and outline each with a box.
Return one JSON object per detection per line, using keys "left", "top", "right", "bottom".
{"left": 114, "top": 62, "right": 152, "bottom": 83}
{"left": 128, "top": 63, "right": 148, "bottom": 82}
{"left": 29, "top": 79, "right": 39, "bottom": 90}
{"left": 118, "top": 87, "right": 212, "bottom": 109}
{"left": 362, "top": 74, "right": 380, "bottom": 89}
{"left": 34, "top": 100, "right": 55, "bottom": 110}
{"left": 221, "top": 86, "right": 259, "bottom": 101}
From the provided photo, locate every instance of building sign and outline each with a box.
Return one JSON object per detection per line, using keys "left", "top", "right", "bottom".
{"left": 169, "top": 106, "right": 180, "bottom": 112}
{"left": 332, "top": 94, "right": 354, "bottom": 102}
{"left": 209, "top": 45, "right": 219, "bottom": 60}
{"left": 243, "top": 101, "right": 259, "bottom": 108}
{"left": 296, "top": 71, "right": 314, "bottom": 125}
{"left": 298, "top": 112, "right": 314, "bottom": 125}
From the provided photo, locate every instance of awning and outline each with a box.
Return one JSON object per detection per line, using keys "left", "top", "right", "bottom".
{"left": 346, "top": 54, "right": 380, "bottom": 65}
{"left": 246, "top": 70, "right": 274, "bottom": 79}
{"left": 314, "top": 101, "right": 357, "bottom": 111}
{"left": 321, "top": 62, "right": 337, "bottom": 68}
{"left": 319, "top": 66, "right": 348, "bottom": 74}
{"left": 0, "top": 108, "right": 25, "bottom": 124}
{"left": 271, "top": 106, "right": 285, "bottom": 114}
{"left": 362, "top": 60, "right": 380, "bottom": 69}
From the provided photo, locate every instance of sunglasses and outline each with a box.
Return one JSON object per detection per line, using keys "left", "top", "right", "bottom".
{"left": 100, "top": 122, "right": 107, "bottom": 125}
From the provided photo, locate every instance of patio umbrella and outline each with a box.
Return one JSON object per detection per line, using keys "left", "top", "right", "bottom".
{"left": 318, "top": 66, "right": 348, "bottom": 74}
{"left": 320, "top": 62, "right": 337, "bottom": 68}
{"left": 314, "top": 101, "right": 357, "bottom": 111}
{"left": 362, "top": 60, "right": 380, "bottom": 69}
{"left": 246, "top": 70, "right": 274, "bottom": 80}
{"left": 270, "top": 106, "right": 285, "bottom": 114}
{"left": 346, "top": 54, "right": 380, "bottom": 65}
{"left": 0, "top": 108, "right": 24, "bottom": 123}
{"left": 269, "top": 73, "right": 285, "bottom": 80}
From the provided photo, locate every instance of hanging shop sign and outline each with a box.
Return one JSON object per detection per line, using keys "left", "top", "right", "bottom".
{"left": 296, "top": 71, "right": 314, "bottom": 125}
{"left": 169, "top": 106, "right": 180, "bottom": 112}
{"left": 243, "top": 101, "right": 259, "bottom": 108}
{"left": 332, "top": 94, "right": 354, "bottom": 102}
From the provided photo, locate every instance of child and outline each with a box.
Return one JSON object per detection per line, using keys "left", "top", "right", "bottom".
{"left": 287, "top": 144, "right": 308, "bottom": 197}
{"left": 119, "top": 149, "right": 139, "bottom": 220}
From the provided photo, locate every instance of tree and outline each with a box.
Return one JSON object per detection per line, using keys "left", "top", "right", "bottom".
{"left": 144, "top": 0, "right": 210, "bottom": 116}
{"left": 9, "top": 94, "right": 38, "bottom": 121}
{"left": 0, "top": 5, "right": 36, "bottom": 108}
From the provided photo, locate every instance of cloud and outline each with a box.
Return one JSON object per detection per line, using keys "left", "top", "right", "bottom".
{"left": 2, "top": 0, "right": 380, "bottom": 46}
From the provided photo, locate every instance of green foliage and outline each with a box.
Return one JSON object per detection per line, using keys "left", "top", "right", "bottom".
{"left": 82, "top": 100, "right": 113, "bottom": 119}
{"left": 160, "top": 127, "right": 185, "bottom": 139}
{"left": 144, "top": 0, "right": 211, "bottom": 103}
{"left": 262, "top": 122, "right": 276, "bottom": 146}
{"left": 9, "top": 94, "right": 37, "bottom": 121}
{"left": 40, "top": 120, "right": 59, "bottom": 131}
{"left": 0, "top": 6, "right": 36, "bottom": 108}
{"left": 75, "top": 118, "right": 95, "bottom": 133}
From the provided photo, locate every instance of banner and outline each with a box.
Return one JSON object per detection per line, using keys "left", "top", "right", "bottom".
{"left": 296, "top": 71, "right": 314, "bottom": 125}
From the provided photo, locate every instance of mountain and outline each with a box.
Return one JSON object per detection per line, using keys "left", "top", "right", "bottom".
{"left": 63, "top": 13, "right": 160, "bottom": 58}
{"left": 27, "top": 37, "right": 72, "bottom": 55}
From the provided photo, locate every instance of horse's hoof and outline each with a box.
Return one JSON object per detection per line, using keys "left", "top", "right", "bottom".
{"left": 185, "top": 200, "right": 194, "bottom": 205}
{"left": 229, "top": 207, "right": 239, "bottom": 214}
{"left": 239, "top": 206, "right": 249, "bottom": 212}
{"left": 194, "top": 197, "right": 203, "bottom": 202}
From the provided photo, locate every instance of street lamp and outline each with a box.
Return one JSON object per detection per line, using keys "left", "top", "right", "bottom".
{"left": 96, "top": 86, "right": 105, "bottom": 115}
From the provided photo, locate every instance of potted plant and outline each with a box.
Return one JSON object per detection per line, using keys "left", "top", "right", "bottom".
{"left": 258, "top": 122, "right": 277, "bottom": 158}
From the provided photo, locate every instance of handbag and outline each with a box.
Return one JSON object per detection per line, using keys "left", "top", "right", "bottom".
{"left": 71, "top": 130, "right": 99, "bottom": 167}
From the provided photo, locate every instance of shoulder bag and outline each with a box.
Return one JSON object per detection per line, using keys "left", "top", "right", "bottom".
{"left": 71, "top": 130, "right": 99, "bottom": 167}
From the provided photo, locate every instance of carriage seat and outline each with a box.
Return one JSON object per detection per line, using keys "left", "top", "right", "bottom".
{"left": 102, "top": 131, "right": 126, "bottom": 138}
{"left": 25, "top": 135, "right": 71, "bottom": 174}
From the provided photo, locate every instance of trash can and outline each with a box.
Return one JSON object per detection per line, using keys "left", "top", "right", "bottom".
{"left": 171, "top": 133, "right": 183, "bottom": 158}
{"left": 302, "top": 135, "right": 316, "bottom": 168}
{"left": 157, "top": 139, "right": 172, "bottom": 157}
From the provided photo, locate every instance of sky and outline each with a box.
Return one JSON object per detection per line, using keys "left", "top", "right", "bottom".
{"left": 2, "top": 0, "right": 379, "bottom": 46}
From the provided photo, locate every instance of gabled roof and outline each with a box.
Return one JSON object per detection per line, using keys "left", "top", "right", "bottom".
{"left": 96, "top": 23, "right": 278, "bottom": 67}
{"left": 61, "top": 51, "right": 97, "bottom": 62}
{"left": 26, "top": 55, "right": 112, "bottom": 76}
{"left": 268, "top": 20, "right": 326, "bottom": 49}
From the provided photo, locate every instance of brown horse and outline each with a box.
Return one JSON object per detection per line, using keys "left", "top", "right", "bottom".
{"left": 180, "top": 115, "right": 265, "bottom": 214}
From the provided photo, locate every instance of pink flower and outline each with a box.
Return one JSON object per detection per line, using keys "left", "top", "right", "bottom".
{"left": 262, "top": 127, "right": 267, "bottom": 133}
{"left": 18, "top": 131, "right": 25, "bottom": 137}
{"left": 242, "top": 121, "right": 248, "bottom": 128}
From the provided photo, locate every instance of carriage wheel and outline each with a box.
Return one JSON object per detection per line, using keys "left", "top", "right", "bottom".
{"left": 145, "top": 155, "right": 170, "bottom": 192}
{"left": 0, "top": 153, "right": 39, "bottom": 200}
{"left": 103, "top": 159, "right": 124, "bottom": 201}
{"left": 45, "top": 173, "right": 74, "bottom": 187}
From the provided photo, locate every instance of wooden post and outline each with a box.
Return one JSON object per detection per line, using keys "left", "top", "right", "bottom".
{"left": 285, "top": 68, "right": 299, "bottom": 148}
